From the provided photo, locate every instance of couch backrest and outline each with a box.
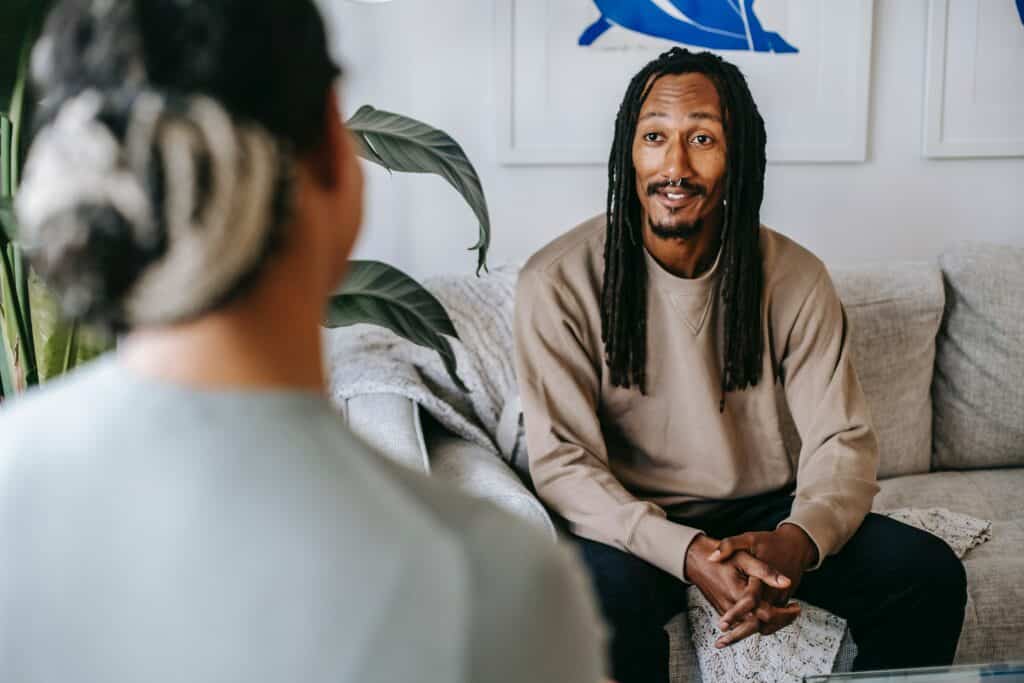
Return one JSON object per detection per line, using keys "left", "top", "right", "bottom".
{"left": 776, "top": 262, "right": 945, "bottom": 480}
{"left": 932, "top": 243, "right": 1024, "bottom": 471}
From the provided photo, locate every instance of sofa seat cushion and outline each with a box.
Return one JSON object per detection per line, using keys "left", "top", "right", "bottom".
{"left": 423, "top": 417, "right": 556, "bottom": 539}
{"left": 951, "top": 520, "right": 1024, "bottom": 663}
{"left": 933, "top": 243, "right": 1024, "bottom": 470}
{"left": 873, "top": 469, "right": 1024, "bottom": 521}
{"left": 873, "top": 469, "right": 1024, "bottom": 663}
{"left": 339, "top": 394, "right": 431, "bottom": 473}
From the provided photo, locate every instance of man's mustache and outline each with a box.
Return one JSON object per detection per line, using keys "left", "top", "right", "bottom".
{"left": 647, "top": 178, "right": 707, "bottom": 196}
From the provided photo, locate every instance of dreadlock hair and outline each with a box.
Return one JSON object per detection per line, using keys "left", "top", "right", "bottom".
{"left": 601, "top": 47, "right": 767, "bottom": 412}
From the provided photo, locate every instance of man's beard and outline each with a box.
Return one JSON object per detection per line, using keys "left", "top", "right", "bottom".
{"left": 649, "top": 216, "right": 703, "bottom": 241}
{"left": 646, "top": 178, "right": 706, "bottom": 241}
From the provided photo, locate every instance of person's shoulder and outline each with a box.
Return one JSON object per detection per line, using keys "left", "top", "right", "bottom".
{"left": 521, "top": 213, "right": 605, "bottom": 282}
{"left": 0, "top": 356, "right": 118, "bottom": 455}
{"left": 369, "top": 455, "right": 604, "bottom": 682}
{"left": 461, "top": 509, "right": 605, "bottom": 682}
{"left": 350, "top": 442, "right": 581, "bottom": 596}
{"left": 516, "top": 214, "right": 606, "bottom": 325}
{"left": 760, "top": 225, "right": 829, "bottom": 302}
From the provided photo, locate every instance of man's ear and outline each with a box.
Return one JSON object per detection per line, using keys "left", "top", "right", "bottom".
{"left": 304, "top": 88, "right": 345, "bottom": 189}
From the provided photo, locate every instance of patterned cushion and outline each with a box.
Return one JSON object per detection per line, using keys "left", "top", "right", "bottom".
{"left": 932, "top": 243, "right": 1024, "bottom": 470}
{"left": 779, "top": 263, "right": 945, "bottom": 479}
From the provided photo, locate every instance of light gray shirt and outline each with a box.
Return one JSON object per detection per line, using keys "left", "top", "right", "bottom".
{"left": 0, "top": 356, "right": 605, "bottom": 683}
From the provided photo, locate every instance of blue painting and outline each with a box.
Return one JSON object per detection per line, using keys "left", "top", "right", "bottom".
{"left": 579, "top": 0, "right": 799, "bottom": 53}
{"left": 1017, "top": 0, "right": 1024, "bottom": 27}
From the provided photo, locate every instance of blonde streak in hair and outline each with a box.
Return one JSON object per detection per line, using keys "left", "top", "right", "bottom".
{"left": 161, "top": 120, "right": 199, "bottom": 244}
{"left": 29, "top": 36, "right": 55, "bottom": 90}
{"left": 196, "top": 124, "right": 280, "bottom": 295}
{"left": 124, "top": 97, "right": 279, "bottom": 325}
{"left": 124, "top": 97, "right": 235, "bottom": 323}
{"left": 182, "top": 101, "right": 280, "bottom": 312}
{"left": 123, "top": 97, "right": 238, "bottom": 324}
{"left": 16, "top": 90, "right": 150, "bottom": 245}
{"left": 16, "top": 91, "right": 109, "bottom": 233}
{"left": 187, "top": 96, "right": 238, "bottom": 250}
{"left": 124, "top": 91, "right": 166, "bottom": 248}
{"left": 123, "top": 118, "right": 206, "bottom": 323}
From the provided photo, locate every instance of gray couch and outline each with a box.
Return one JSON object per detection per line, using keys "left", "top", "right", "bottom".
{"left": 338, "top": 243, "right": 1024, "bottom": 678}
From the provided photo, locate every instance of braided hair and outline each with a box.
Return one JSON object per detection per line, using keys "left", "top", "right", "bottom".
{"left": 18, "top": 0, "right": 339, "bottom": 330}
{"left": 601, "top": 47, "right": 767, "bottom": 410}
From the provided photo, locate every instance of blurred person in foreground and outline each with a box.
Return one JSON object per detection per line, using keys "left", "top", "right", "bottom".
{"left": 0, "top": 1, "right": 604, "bottom": 681}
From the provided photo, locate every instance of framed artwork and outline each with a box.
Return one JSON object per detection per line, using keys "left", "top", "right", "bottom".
{"left": 496, "top": 0, "right": 874, "bottom": 165}
{"left": 923, "top": 0, "right": 1024, "bottom": 158}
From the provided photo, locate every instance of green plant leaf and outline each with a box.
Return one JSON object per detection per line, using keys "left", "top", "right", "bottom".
{"left": 39, "top": 317, "right": 76, "bottom": 380}
{"left": 0, "top": 197, "right": 14, "bottom": 245}
{"left": 72, "top": 325, "right": 110, "bottom": 366}
{"left": 0, "top": 244, "right": 27, "bottom": 391}
{"left": 29, "top": 272, "right": 108, "bottom": 380}
{"left": 0, "top": 303, "right": 15, "bottom": 397}
{"left": 0, "top": 0, "right": 54, "bottom": 111}
{"left": 346, "top": 105, "right": 491, "bottom": 275}
{"left": 9, "top": 30, "right": 33, "bottom": 190}
{"left": 12, "top": 242, "right": 35, "bottom": 383}
{"left": 29, "top": 270, "right": 108, "bottom": 378}
{"left": 31, "top": 272, "right": 68, "bottom": 380}
{"left": 324, "top": 260, "right": 467, "bottom": 392}
{"left": 1, "top": 114, "right": 11, "bottom": 199}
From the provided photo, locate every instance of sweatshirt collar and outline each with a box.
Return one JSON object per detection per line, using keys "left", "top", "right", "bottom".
{"left": 643, "top": 241, "right": 723, "bottom": 296}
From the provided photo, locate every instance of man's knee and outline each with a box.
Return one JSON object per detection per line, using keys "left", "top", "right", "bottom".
{"left": 919, "top": 532, "right": 968, "bottom": 612}
{"left": 884, "top": 523, "right": 968, "bottom": 662}
{"left": 877, "top": 519, "right": 968, "bottom": 611}
{"left": 574, "top": 537, "right": 670, "bottom": 623}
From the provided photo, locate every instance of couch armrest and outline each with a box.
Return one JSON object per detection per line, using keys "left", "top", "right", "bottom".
{"left": 339, "top": 394, "right": 431, "bottom": 474}
{"left": 424, "top": 418, "right": 557, "bottom": 541}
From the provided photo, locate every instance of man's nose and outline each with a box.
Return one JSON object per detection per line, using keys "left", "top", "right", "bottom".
{"left": 662, "top": 137, "right": 692, "bottom": 180}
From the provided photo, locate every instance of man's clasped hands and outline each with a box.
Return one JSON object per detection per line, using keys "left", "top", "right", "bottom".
{"left": 685, "top": 524, "right": 820, "bottom": 648}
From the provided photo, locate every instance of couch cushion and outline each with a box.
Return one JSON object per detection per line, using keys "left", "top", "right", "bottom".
{"left": 951, "top": 520, "right": 1024, "bottom": 663}
{"left": 873, "top": 469, "right": 1024, "bottom": 522}
{"left": 933, "top": 243, "right": 1024, "bottom": 470}
{"left": 424, "top": 419, "right": 556, "bottom": 539}
{"left": 869, "top": 470, "right": 1024, "bottom": 663}
{"left": 340, "top": 394, "right": 431, "bottom": 473}
{"left": 779, "top": 263, "right": 945, "bottom": 479}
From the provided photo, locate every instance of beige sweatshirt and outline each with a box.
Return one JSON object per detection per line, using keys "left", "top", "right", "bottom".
{"left": 514, "top": 214, "right": 880, "bottom": 582}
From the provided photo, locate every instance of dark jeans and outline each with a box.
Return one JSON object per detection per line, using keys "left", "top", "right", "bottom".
{"left": 575, "top": 491, "right": 968, "bottom": 683}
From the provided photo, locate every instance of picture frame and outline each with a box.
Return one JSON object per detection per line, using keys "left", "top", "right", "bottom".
{"left": 923, "top": 0, "right": 1024, "bottom": 158}
{"left": 496, "top": 0, "right": 875, "bottom": 165}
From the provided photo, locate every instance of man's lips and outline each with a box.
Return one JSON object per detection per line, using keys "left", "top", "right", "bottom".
{"left": 654, "top": 187, "right": 700, "bottom": 209}
{"left": 647, "top": 181, "right": 705, "bottom": 209}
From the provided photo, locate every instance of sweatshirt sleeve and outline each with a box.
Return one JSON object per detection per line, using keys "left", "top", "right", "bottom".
{"left": 513, "top": 269, "right": 702, "bottom": 583}
{"left": 776, "top": 267, "right": 881, "bottom": 570}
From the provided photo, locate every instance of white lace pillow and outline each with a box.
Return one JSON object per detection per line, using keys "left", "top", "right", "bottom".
{"left": 686, "top": 508, "right": 991, "bottom": 683}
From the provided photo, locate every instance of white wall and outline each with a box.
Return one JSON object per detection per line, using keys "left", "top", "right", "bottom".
{"left": 320, "top": 0, "right": 1024, "bottom": 280}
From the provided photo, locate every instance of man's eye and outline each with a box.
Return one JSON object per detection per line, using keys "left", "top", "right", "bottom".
{"left": 692, "top": 134, "right": 712, "bottom": 146}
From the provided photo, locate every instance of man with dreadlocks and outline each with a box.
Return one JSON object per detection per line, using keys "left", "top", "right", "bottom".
{"left": 514, "top": 48, "right": 967, "bottom": 681}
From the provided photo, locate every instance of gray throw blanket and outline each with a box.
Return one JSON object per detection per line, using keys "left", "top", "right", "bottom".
{"left": 326, "top": 265, "right": 991, "bottom": 681}
{"left": 327, "top": 266, "right": 529, "bottom": 476}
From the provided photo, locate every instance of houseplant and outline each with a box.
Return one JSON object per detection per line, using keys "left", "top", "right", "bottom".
{"left": 0, "top": 1, "right": 486, "bottom": 401}
{"left": 0, "top": 0, "right": 87, "bottom": 399}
